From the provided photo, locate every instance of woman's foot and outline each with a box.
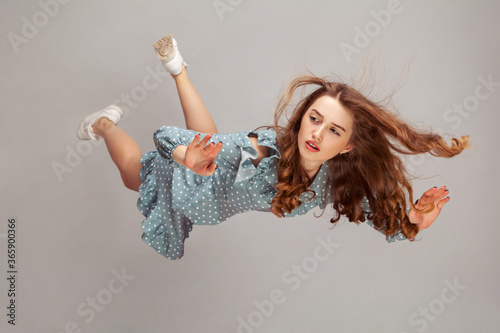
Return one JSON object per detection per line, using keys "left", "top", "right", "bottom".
{"left": 76, "top": 104, "right": 123, "bottom": 142}
{"left": 153, "top": 34, "right": 188, "bottom": 76}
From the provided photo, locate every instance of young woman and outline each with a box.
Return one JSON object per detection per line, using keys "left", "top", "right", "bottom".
{"left": 77, "top": 35, "right": 469, "bottom": 260}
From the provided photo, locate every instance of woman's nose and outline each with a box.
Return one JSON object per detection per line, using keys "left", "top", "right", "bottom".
{"left": 312, "top": 129, "right": 322, "bottom": 141}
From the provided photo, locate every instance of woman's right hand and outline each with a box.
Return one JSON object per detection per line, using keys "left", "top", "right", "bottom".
{"left": 183, "top": 133, "right": 223, "bottom": 176}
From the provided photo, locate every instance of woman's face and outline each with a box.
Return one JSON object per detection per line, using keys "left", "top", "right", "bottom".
{"left": 298, "top": 95, "right": 355, "bottom": 176}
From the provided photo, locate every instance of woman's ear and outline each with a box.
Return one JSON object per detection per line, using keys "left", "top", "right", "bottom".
{"left": 341, "top": 143, "right": 355, "bottom": 154}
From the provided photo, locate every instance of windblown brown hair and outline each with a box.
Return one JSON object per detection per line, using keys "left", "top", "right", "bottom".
{"left": 270, "top": 75, "right": 470, "bottom": 241}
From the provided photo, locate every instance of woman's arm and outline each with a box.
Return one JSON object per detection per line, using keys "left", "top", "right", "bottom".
{"left": 363, "top": 186, "right": 450, "bottom": 242}
{"left": 172, "top": 134, "right": 270, "bottom": 174}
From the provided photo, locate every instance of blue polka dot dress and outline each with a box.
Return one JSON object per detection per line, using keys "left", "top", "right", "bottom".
{"left": 137, "top": 126, "right": 406, "bottom": 260}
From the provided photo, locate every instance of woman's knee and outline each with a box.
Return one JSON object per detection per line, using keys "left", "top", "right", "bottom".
{"left": 120, "top": 168, "right": 141, "bottom": 192}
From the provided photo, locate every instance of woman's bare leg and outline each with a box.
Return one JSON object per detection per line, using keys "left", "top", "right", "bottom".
{"left": 172, "top": 67, "right": 218, "bottom": 133}
{"left": 153, "top": 35, "right": 218, "bottom": 133}
{"left": 93, "top": 118, "right": 142, "bottom": 192}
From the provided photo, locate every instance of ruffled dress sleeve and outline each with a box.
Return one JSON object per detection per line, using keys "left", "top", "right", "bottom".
{"left": 153, "top": 126, "right": 199, "bottom": 168}
{"left": 152, "top": 126, "right": 273, "bottom": 173}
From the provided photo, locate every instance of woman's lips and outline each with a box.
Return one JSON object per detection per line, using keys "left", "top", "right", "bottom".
{"left": 306, "top": 140, "right": 320, "bottom": 152}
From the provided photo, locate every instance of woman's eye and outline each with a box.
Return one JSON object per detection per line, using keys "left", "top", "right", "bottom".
{"left": 331, "top": 128, "right": 339, "bottom": 135}
{"left": 310, "top": 116, "right": 318, "bottom": 122}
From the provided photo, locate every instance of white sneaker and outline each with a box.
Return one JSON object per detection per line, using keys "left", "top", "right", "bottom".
{"left": 153, "top": 34, "right": 188, "bottom": 75}
{"left": 76, "top": 104, "right": 124, "bottom": 142}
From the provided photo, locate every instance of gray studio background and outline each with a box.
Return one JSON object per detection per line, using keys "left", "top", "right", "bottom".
{"left": 1, "top": 0, "right": 499, "bottom": 332}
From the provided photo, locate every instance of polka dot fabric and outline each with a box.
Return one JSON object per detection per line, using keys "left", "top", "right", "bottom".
{"left": 137, "top": 126, "right": 406, "bottom": 260}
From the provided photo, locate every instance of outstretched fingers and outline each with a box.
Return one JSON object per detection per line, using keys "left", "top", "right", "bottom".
{"left": 196, "top": 134, "right": 222, "bottom": 156}
{"left": 421, "top": 186, "right": 448, "bottom": 200}
{"left": 208, "top": 141, "right": 223, "bottom": 156}
{"left": 409, "top": 186, "right": 451, "bottom": 230}
{"left": 417, "top": 186, "right": 450, "bottom": 211}
{"left": 198, "top": 133, "right": 213, "bottom": 147}
{"left": 436, "top": 196, "right": 451, "bottom": 209}
{"left": 188, "top": 133, "right": 202, "bottom": 149}
{"left": 434, "top": 186, "right": 451, "bottom": 209}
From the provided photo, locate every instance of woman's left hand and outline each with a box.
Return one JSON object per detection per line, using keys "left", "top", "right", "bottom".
{"left": 408, "top": 186, "right": 450, "bottom": 230}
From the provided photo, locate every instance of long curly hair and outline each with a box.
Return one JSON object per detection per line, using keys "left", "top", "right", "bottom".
{"left": 270, "top": 75, "right": 470, "bottom": 241}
